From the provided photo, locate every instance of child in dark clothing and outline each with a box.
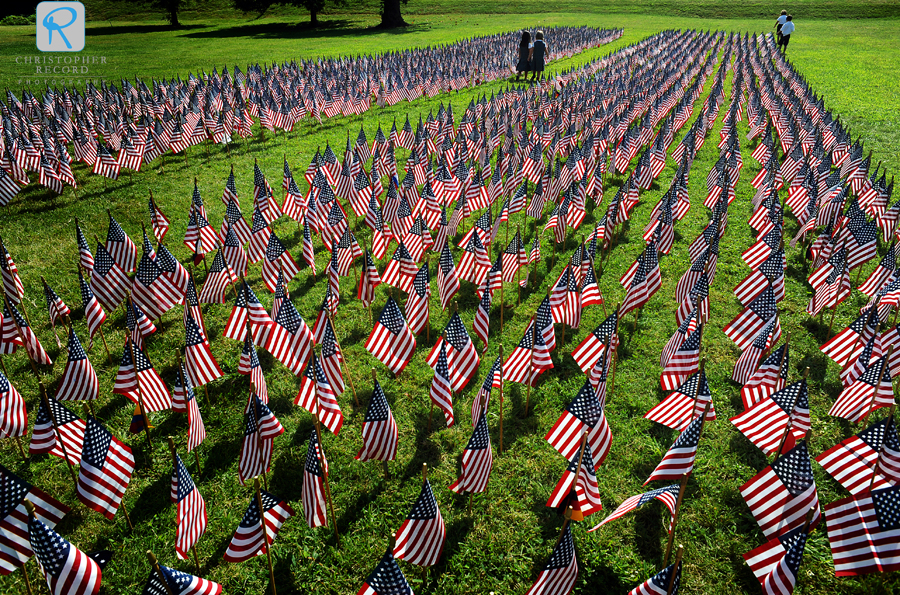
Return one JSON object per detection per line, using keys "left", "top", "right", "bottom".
{"left": 530, "top": 31, "right": 546, "bottom": 82}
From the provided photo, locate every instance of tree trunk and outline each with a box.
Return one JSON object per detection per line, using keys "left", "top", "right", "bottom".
{"left": 380, "top": 0, "right": 407, "bottom": 28}
{"left": 310, "top": 9, "right": 318, "bottom": 27}
{"left": 169, "top": 7, "right": 180, "bottom": 26}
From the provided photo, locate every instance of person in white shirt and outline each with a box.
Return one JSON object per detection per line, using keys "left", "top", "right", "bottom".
{"left": 779, "top": 16, "right": 795, "bottom": 51}
{"left": 775, "top": 10, "right": 787, "bottom": 44}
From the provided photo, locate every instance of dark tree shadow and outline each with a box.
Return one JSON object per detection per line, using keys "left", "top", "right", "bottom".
{"left": 180, "top": 21, "right": 431, "bottom": 41}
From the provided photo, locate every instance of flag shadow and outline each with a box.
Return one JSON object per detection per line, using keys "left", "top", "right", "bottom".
{"left": 423, "top": 516, "right": 474, "bottom": 589}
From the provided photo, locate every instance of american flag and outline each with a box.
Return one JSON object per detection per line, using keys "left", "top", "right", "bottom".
{"left": 221, "top": 223, "right": 248, "bottom": 278}
{"left": 471, "top": 355, "right": 502, "bottom": 425}
{"left": 458, "top": 232, "right": 491, "bottom": 286}
{"left": 29, "top": 396, "right": 85, "bottom": 465}
{"left": 660, "top": 308, "right": 698, "bottom": 370}
{"left": 357, "top": 547, "right": 413, "bottom": 595}
{"left": 524, "top": 524, "right": 578, "bottom": 595}
{"left": 247, "top": 208, "right": 272, "bottom": 264}
{"left": 113, "top": 341, "right": 171, "bottom": 412}
{"left": 223, "top": 489, "right": 294, "bottom": 563}
{"left": 504, "top": 317, "right": 554, "bottom": 386}
{"left": 42, "top": 280, "right": 70, "bottom": 327}
{"left": 148, "top": 196, "right": 170, "bottom": 244}
{"left": 141, "top": 561, "right": 221, "bottom": 595}
{"left": 735, "top": 249, "right": 786, "bottom": 307}
{"left": 545, "top": 381, "right": 604, "bottom": 461}
{"left": 76, "top": 416, "right": 135, "bottom": 519}
{"left": 198, "top": 250, "right": 238, "bottom": 305}
{"left": 54, "top": 330, "right": 99, "bottom": 402}
{"left": 644, "top": 369, "right": 716, "bottom": 431}
{"left": 238, "top": 333, "right": 268, "bottom": 403}
{"left": 732, "top": 319, "right": 777, "bottom": 384}
{"left": 628, "top": 559, "right": 681, "bottom": 595}
{"left": 743, "top": 523, "right": 809, "bottom": 595}
{"left": 93, "top": 141, "right": 120, "bottom": 180}
{"left": 821, "top": 310, "right": 879, "bottom": 367}
{"left": 264, "top": 297, "right": 313, "bottom": 376}
{"left": 366, "top": 298, "right": 416, "bottom": 375}
{"left": 358, "top": 249, "right": 383, "bottom": 308}
{"left": 404, "top": 262, "right": 430, "bottom": 335}
{"left": 132, "top": 251, "right": 181, "bottom": 321}
{"left": 427, "top": 313, "right": 480, "bottom": 392}
{"left": 75, "top": 221, "right": 94, "bottom": 272}
{"left": 356, "top": 378, "right": 398, "bottom": 462}
{"left": 824, "top": 484, "right": 900, "bottom": 576}
{"left": 740, "top": 441, "right": 821, "bottom": 540}
{"left": 859, "top": 242, "right": 897, "bottom": 297}
{"left": 320, "top": 319, "right": 346, "bottom": 395}
{"left": 260, "top": 232, "right": 299, "bottom": 293}
{"left": 365, "top": 194, "right": 392, "bottom": 260}
{"left": 28, "top": 512, "right": 102, "bottom": 595}
{"left": 830, "top": 356, "right": 894, "bottom": 422}
{"left": 437, "top": 243, "right": 460, "bottom": 309}
{"left": 741, "top": 343, "right": 789, "bottom": 410}
{"left": 816, "top": 415, "right": 900, "bottom": 496}
{"left": 222, "top": 281, "right": 273, "bottom": 344}
{"left": 125, "top": 300, "right": 156, "bottom": 350}
{"left": 660, "top": 326, "right": 701, "bottom": 391}
{"left": 723, "top": 286, "right": 780, "bottom": 352}
{"left": 546, "top": 442, "right": 603, "bottom": 518}
{"left": 184, "top": 314, "right": 223, "bottom": 387}
{"left": 472, "top": 272, "right": 491, "bottom": 348}
{"left": 645, "top": 414, "right": 705, "bottom": 484}
{"left": 1, "top": 240, "right": 24, "bottom": 302}
{"left": 394, "top": 479, "right": 446, "bottom": 567}
{"left": 429, "top": 343, "right": 455, "bottom": 428}
{"left": 301, "top": 428, "right": 328, "bottom": 528}
{"left": 571, "top": 311, "right": 619, "bottom": 373}
{"left": 589, "top": 484, "right": 681, "bottom": 531}
{"left": 170, "top": 454, "right": 207, "bottom": 561}
{"left": 296, "top": 354, "right": 344, "bottom": 435}
{"left": 239, "top": 394, "right": 284, "bottom": 485}
{"left": 156, "top": 245, "right": 189, "bottom": 302}
{"left": 449, "top": 412, "right": 493, "bottom": 494}
{"left": 0, "top": 369, "right": 27, "bottom": 439}
{"left": 731, "top": 379, "right": 810, "bottom": 456}
{"left": 5, "top": 301, "right": 52, "bottom": 365}
{"left": 619, "top": 243, "right": 660, "bottom": 317}
{"left": 0, "top": 464, "right": 69, "bottom": 574}
{"left": 105, "top": 213, "right": 137, "bottom": 273}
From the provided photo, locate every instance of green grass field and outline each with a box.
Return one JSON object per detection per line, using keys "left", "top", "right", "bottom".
{"left": 1, "top": 5, "right": 900, "bottom": 594}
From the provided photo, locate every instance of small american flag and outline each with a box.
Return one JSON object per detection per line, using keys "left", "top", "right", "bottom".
{"left": 382, "top": 241, "right": 418, "bottom": 294}
{"left": 731, "top": 379, "right": 809, "bottom": 456}
{"left": 571, "top": 311, "right": 619, "bottom": 373}
{"left": 296, "top": 354, "right": 344, "bottom": 435}
{"left": 743, "top": 524, "right": 809, "bottom": 595}
{"left": 171, "top": 454, "right": 207, "bottom": 561}
{"left": 393, "top": 479, "right": 446, "bottom": 567}
{"left": 113, "top": 341, "right": 171, "bottom": 413}
{"left": 547, "top": 442, "right": 603, "bottom": 517}
{"left": 132, "top": 251, "right": 181, "bottom": 321}
{"left": 5, "top": 301, "right": 52, "bottom": 365}
{"left": 816, "top": 415, "right": 900, "bottom": 495}
{"left": 54, "top": 330, "right": 99, "bottom": 402}
{"left": 660, "top": 326, "right": 701, "bottom": 391}
{"left": 261, "top": 232, "right": 299, "bottom": 293}
{"left": 183, "top": 313, "right": 223, "bottom": 387}
{"left": 741, "top": 343, "right": 789, "bottom": 409}
{"left": 426, "top": 313, "right": 480, "bottom": 393}
{"left": 301, "top": 428, "right": 329, "bottom": 528}
{"left": 29, "top": 512, "right": 102, "bottom": 595}
{"left": 644, "top": 370, "right": 716, "bottom": 431}
{"left": 356, "top": 378, "right": 398, "bottom": 462}
{"left": 198, "top": 250, "right": 238, "bottom": 305}
{"left": 29, "top": 396, "right": 85, "bottom": 465}
{"left": 524, "top": 524, "right": 578, "bottom": 595}
{"left": 429, "top": 343, "right": 455, "bottom": 428}
{"left": 589, "top": 484, "right": 681, "bottom": 531}
{"left": 223, "top": 489, "right": 294, "bottom": 563}
{"left": 824, "top": 484, "right": 900, "bottom": 576}
{"left": 366, "top": 298, "right": 416, "bottom": 375}
{"left": 105, "top": 213, "right": 137, "bottom": 273}
{"left": 76, "top": 416, "right": 135, "bottom": 519}
{"left": 238, "top": 394, "right": 284, "bottom": 485}
{"left": 437, "top": 243, "right": 460, "bottom": 310}
{"left": 357, "top": 547, "right": 413, "bottom": 595}
{"left": 77, "top": 271, "right": 106, "bottom": 348}
{"left": 264, "top": 297, "right": 313, "bottom": 376}
{"left": 739, "top": 441, "right": 821, "bottom": 540}
{"left": 0, "top": 464, "right": 69, "bottom": 574}
{"left": 630, "top": 555, "right": 681, "bottom": 595}
{"left": 140, "top": 561, "right": 222, "bottom": 595}
{"left": 404, "top": 262, "right": 430, "bottom": 335}
{"left": 358, "top": 249, "right": 383, "bottom": 307}
{"left": 449, "top": 412, "right": 493, "bottom": 494}
{"left": 0, "top": 369, "right": 27, "bottom": 439}
{"left": 645, "top": 414, "right": 705, "bottom": 484}
{"left": 238, "top": 334, "right": 268, "bottom": 403}
{"left": 830, "top": 356, "right": 894, "bottom": 422}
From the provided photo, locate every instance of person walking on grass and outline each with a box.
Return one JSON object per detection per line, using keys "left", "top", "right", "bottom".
{"left": 516, "top": 30, "right": 531, "bottom": 81}
{"left": 778, "top": 15, "right": 795, "bottom": 52}
{"left": 775, "top": 10, "right": 788, "bottom": 45}
{"left": 530, "top": 31, "right": 546, "bottom": 82}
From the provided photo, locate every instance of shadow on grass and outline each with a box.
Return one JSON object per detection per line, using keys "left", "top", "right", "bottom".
{"left": 86, "top": 24, "right": 207, "bottom": 36}
{"left": 180, "top": 20, "right": 431, "bottom": 42}
{"left": 425, "top": 515, "right": 474, "bottom": 588}
{"left": 399, "top": 405, "right": 444, "bottom": 481}
{"left": 129, "top": 471, "right": 171, "bottom": 526}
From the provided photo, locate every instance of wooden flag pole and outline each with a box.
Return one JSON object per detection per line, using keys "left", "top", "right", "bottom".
{"left": 327, "top": 312, "right": 358, "bottom": 407}
{"left": 663, "top": 472, "right": 690, "bottom": 567}
{"left": 861, "top": 345, "right": 892, "bottom": 427}
{"left": 869, "top": 404, "right": 896, "bottom": 491}
{"left": 147, "top": 550, "right": 177, "bottom": 595}
{"left": 665, "top": 545, "right": 684, "bottom": 594}
{"left": 370, "top": 368, "right": 390, "bottom": 479}
{"left": 773, "top": 367, "right": 811, "bottom": 463}
{"left": 517, "top": 225, "right": 522, "bottom": 306}
{"left": 680, "top": 358, "right": 706, "bottom": 430}
{"left": 568, "top": 431, "right": 589, "bottom": 522}
{"left": 498, "top": 344, "right": 505, "bottom": 454}
{"left": 253, "top": 478, "right": 278, "bottom": 595}
{"left": 39, "top": 277, "right": 63, "bottom": 349}
{"left": 841, "top": 307, "right": 878, "bottom": 374}
{"left": 248, "top": 393, "right": 269, "bottom": 492}
{"left": 525, "top": 306, "right": 538, "bottom": 417}
{"left": 608, "top": 304, "right": 621, "bottom": 397}
{"left": 124, "top": 302, "right": 154, "bottom": 452}
{"left": 37, "top": 381, "right": 78, "bottom": 489}
{"left": 20, "top": 556, "right": 33, "bottom": 595}
{"left": 553, "top": 506, "right": 575, "bottom": 550}
{"left": 499, "top": 244, "right": 505, "bottom": 333}
{"left": 311, "top": 379, "right": 339, "bottom": 544}
{"left": 425, "top": 253, "right": 431, "bottom": 344}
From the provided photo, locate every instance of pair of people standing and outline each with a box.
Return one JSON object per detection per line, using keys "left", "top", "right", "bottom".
{"left": 516, "top": 30, "right": 546, "bottom": 82}
{"left": 775, "top": 11, "right": 795, "bottom": 51}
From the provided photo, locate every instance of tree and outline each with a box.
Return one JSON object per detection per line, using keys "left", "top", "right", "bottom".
{"left": 379, "top": 0, "right": 408, "bottom": 28}
{"left": 151, "top": 0, "right": 183, "bottom": 27}
{"left": 233, "top": 0, "right": 343, "bottom": 27}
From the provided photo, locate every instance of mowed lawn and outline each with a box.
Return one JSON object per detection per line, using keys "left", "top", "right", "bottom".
{"left": 1, "top": 10, "right": 900, "bottom": 595}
